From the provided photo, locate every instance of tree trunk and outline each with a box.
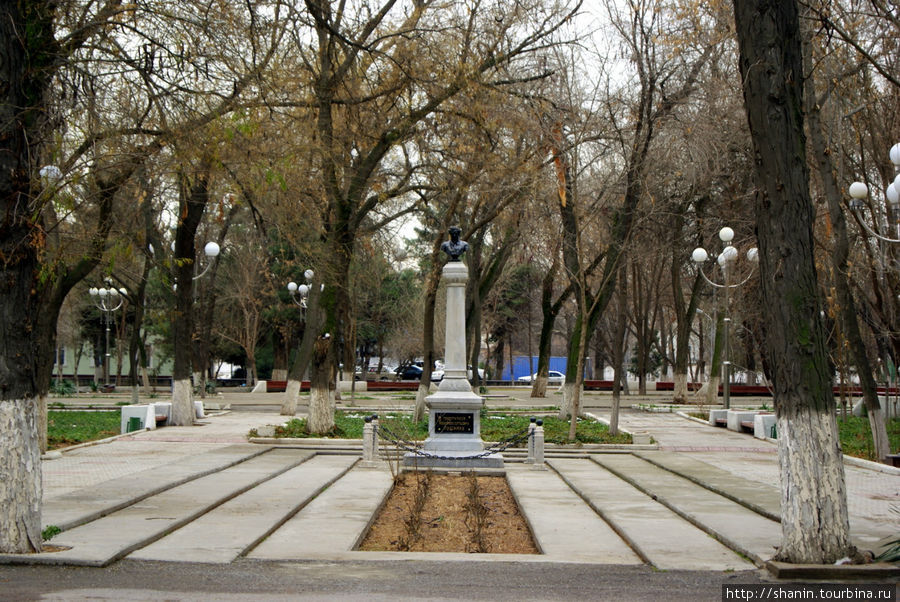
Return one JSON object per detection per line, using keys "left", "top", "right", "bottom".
{"left": 415, "top": 241, "right": 445, "bottom": 423}
{"left": 704, "top": 309, "right": 725, "bottom": 405}
{"left": 671, "top": 205, "right": 705, "bottom": 403}
{"left": 775, "top": 408, "right": 852, "bottom": 562}
{"left": 170, "top": 167, "right": 211, "bottom": 426}
{"left": 609, "top": 270, "right": 628, "bottom": 436}
{"left": 733, "top": 0, "right": 855, "bottom": 563}
{"left": 271, "top": 328, "right": 289, "bottom": 382}
{"left": 307, "top": 335, "right": 336, "bottom": 434}
{"left": 0, "top": 0, "right": 56, "bottom": 553}
{"left": 0, "top": 400, "right": 42, "bottom": 553}
{"left": 531, "top": 266, "right": 562, "bottom": 398}
{"left": 306, "top": 230, "right": 354, "bottom": 433}
{"left": 801, "top": 28, "right": 891, "bottom": 462}
{"left": 281, "top": 272, "right": 323, "bottom": 416}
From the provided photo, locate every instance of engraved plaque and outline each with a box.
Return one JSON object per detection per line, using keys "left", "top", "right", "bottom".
{"left": 434, "top": 412, "right": 474, "bottom": 434}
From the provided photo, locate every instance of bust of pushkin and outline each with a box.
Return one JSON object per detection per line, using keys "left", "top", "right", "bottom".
{"left": 440, "top": 226, "right": 468, "bottom": 261}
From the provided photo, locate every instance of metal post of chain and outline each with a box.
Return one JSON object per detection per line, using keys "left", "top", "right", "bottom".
{"left": 525, "top": 417, "right": 536, "bottom": 464}
{"left": 531, "top": 419, "right": 545, "bottom": 470}
{"left": 372, "top": 414, "right": 379, "bottom": 460}
{"left": 361, "top": 414, "right": 378, "bottom": 467}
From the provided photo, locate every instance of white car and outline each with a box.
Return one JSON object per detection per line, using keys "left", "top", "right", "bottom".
{"left": 517, "top": 370, "right": 565, "bottom": 385}
{"left": 431, "top": 366, "right": 485, "bottom": 382}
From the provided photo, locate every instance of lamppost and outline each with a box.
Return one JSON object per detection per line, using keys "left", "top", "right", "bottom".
{"left": 286, "top": 269, "right": 315, "bottom": 311}
{"left": 847, "top": 143, "right": 900, "bottom": 418}
{"left": 89, "top": 278, "right": 127, "bottom": 388}
{"left": 847, "top": 142, "right": 900, "bottom": 245}
{"left": 691, "top": 227, "right": 759, "bottom": 409}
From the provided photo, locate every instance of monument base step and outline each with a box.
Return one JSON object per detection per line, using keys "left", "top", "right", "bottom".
{"left": 401, "top": 451, "right": 504, "bottom": 470}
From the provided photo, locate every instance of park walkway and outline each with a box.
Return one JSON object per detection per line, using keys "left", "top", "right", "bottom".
{"left": 7, "top": 394, "right": 897, "bottom": 575}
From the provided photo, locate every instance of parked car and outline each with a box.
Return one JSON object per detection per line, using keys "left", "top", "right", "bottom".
{"left": 366, "top": 364, "right": 397, "bottom": 380}
{"left": 517, "top": 370, "right": 565, "bottom": 385}
{"left": 394, "top": 364, "right": 424, "bottom": 380}
{"left": 431, "top": 366, "right": 485, "bottom": 382}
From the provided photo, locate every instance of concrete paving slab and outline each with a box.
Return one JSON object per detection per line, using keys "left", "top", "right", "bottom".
{"left": 590, "top": 454, "right": 781, "bottom": 565}
{"left": 632, "top": 450, "right": 782, "bottom": 521}
{"left": 248, "top": 464, "right": 394, "bottom": 560}
{"left": 505, "top": 464, "right": 642, "bottom": 565}
{"left": 15, "top": 449, "right": 313, "bottom": 566}
{"left": 42, "top": 444, "right": 268, "bottom": 530}
{"left": 549, "top": 458, "right": 753, "bottom": 571}
{"left": 130, "top": 455, "right": 358, "bottom": 563}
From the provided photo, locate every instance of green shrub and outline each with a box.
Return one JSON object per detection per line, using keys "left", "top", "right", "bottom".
{"left": 42, "top": 525, "right": 61, "bottom": 541}
{"left": 50, "top": 379, "right": 75, "bottom": 396}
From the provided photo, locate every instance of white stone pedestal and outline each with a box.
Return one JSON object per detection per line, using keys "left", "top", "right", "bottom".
{"left": 402, "top": 260, "right": 503, "bottom": 470}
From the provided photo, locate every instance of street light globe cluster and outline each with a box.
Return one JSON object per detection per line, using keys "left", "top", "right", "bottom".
{"left": 692, "top": 226, "right": 758, "bottom": 268}
{"left": 89, "top": 285, "right": 127, "bottom": 298}
{"left": 848, "top": 142, "right": 900, "bottom": 242}
{"left": 287, "top": 269, "right": 315, "bottom": 306}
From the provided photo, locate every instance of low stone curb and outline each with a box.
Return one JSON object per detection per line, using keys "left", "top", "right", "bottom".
{"left": 765, "top": 560, "right": 900, "bottom": 580}
{"left": 42, "top": 428, "right": 151, "bottom": 459}
{"left": 843, "top": 455, "right": 900, "bottom": 476}
{"left": 672, "top": 410, "right": 900, "bottom": 475}
{"left": 674, "top": 410, "right": 711, "bottom": 426}
{"left": 248, "top": 436, "right": 657, "bottom": 453}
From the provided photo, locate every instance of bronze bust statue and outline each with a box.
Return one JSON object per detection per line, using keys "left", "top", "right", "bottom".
{"left": 440, "top": 226, "right": 468, "bottom": 261}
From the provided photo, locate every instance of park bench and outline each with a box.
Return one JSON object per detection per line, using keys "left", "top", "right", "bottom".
{"left": 708, "top": 409, "right": 729, "bottom": 427}
{"left": 727, "top": 410, "right": 760, "bottom": 432}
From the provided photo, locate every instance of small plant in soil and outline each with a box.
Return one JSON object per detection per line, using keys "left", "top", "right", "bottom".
{"left": 397, "top": 471, "right": 432, "bottom": 551}
{"left": 42, "top": 525, "right": 61, "bottom": 541}
{"left": 464, "top": 472, "right": 489, "bottom": 553}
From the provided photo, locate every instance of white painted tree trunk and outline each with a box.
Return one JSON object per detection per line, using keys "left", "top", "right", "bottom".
{"left": 867, "top": 408, "right": 890, "bottom": 463}
{"left": 414, "top": 383, "right": 428, "bottom": 423}
{"left": 280, "top": 379, "right": 302, "bottom": 416}
{"left": 141, "top": 366, "right": 151, "bottom": 394}
{"left": 559, "top": 383, "right": 578, "bottom": 419}
{"left": 530, "top": 375, "right": 548, "bottom": 398}
{"left": 704, "top": 376, "right": 720, "bottom": 406}
{"left": 673, "top": 372, "right": 689, "bottom": 403}
{"left": 307, "top": 385, "right": 335, "bottom": 434}
{"left": 170, "top": 378, "right": 194, "bottom": 426}
{"left": 775, "top": 408, "right": 853, "bottom": 563}
{"left": 37, "top": 393, "right": 48, "bottom": 453}
{"left": 0, "top": 398, "right": 42, "bottom": 553}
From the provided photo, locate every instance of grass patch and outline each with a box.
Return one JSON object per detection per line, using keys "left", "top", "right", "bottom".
{"left": 481, "top": 414, "right": 631, "bottom": 445}
{"left": 838, "top": 416, "right": 900, "bottom": 461}
{"left": 47, "top": 410, "right": 120, "bottom": 450}
{"left": 272, "top": 412, "right": 428, "bottom": 440}
{"left": 261, "top": 411, "right": 630, "bottom": 445}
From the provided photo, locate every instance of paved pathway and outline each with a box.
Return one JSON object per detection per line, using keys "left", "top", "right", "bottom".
{"left": 9, "top": 400, "right": 897, "bottom": 575}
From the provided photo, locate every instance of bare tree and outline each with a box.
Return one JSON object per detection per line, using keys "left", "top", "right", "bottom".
{"left": 732, "top": 0, "right": 857, "bottom": 564}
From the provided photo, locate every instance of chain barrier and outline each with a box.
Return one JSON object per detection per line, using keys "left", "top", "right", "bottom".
{"left": 375, "top": 421, "right": 533, "bottom": 462}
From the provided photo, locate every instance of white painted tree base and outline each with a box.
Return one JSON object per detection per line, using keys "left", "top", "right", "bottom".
{"left": 170, "top": 379, "right": 194, "bottom": 426}
{"left": 775, "top": 408, "right": 853, "bottom": 563}
{"left": 0, "top": 398, "right": 42, "bottom": 553}
{"left": 280, "top": 379, "right": 302, "bottom": 416}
